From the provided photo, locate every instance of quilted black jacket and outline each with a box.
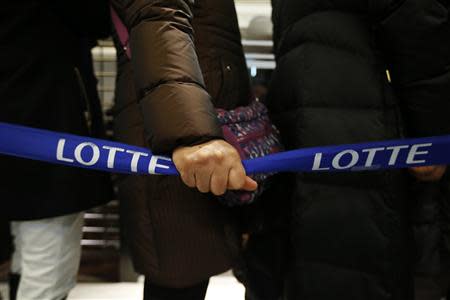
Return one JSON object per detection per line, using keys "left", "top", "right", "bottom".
{"left": 245, "top": 0, "right": 450, "bottom": 299}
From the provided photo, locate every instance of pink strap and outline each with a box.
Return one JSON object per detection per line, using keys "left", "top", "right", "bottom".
{"left": 110, "top": 6, "right": 131, "bottom": 59}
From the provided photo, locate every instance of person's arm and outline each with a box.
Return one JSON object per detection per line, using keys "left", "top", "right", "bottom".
{"left": 377, "top": 0, "right": 450, "bottom": 181}
{"left": 112, "top": 0, "right": 256, "bottom": 194}
{"left": 112, "top": 0, "right": 221, "bottom": 153}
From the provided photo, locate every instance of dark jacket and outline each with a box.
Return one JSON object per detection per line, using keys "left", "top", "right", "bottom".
{"left": 251, "top": 0, "right": 450, "bottom": 299}
{"left": 111, "top": 0, "right": 250, "bottom": 288}
{"left": 0, "top": 2, "right": 112, "bottom": 221}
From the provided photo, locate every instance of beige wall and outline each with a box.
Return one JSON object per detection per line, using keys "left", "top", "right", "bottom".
{"left": 234, "top": 0, "right": 272, "bottom": 38}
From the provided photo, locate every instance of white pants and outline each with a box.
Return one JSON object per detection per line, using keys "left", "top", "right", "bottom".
{"left": 11, "top": 213, "right": 84, "bottom": 300}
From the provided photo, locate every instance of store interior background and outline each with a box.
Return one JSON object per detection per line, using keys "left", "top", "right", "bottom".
{"left": 0, "top": 0, "right": 273, "bottom": 299}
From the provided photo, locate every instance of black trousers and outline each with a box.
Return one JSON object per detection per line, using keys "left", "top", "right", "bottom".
{"left": 143, "top": 279, "right": 209, "bottom": 300}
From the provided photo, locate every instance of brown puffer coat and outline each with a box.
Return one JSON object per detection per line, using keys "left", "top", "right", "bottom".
{"left": 111, "top": 0, "right": 250, "bottom": 288}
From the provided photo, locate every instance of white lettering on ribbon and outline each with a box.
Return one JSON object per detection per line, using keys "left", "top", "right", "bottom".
{"left": 386, "top": 145, "right": 409, "bottom": 166}
{"left": 332, "top": 150, "right": 359, "bottom": 170}
{"left": 56, "top": 139, "right": 74, "bottom": 163}
{"left": 74, "top": 142, "right": 100, "bottom": 166}
{"left": 362, "top": 147, "right": 385, "bottom": 167}
{"left": 103, "top": 146, "right": 125, "bottom": 169}
{"left": 148, "top": 156, "right": 172, "bottom": 174}
{"left": 126, "top": 150, "right": 149, "bottom": 173}
{"left": 406, "top": 143, "right": 432, "bottom": 164}
{"left": 312, "top": 153, "right": 330, "bottom": 171}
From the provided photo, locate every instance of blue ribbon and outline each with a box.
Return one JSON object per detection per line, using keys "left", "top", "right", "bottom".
{"left": 0, "top": 122, "right": 449, "bottom": 175}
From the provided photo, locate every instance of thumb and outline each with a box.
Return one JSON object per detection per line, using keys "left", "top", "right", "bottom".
{"left": 241, "top": 176, "right": 258, "bottom": 191}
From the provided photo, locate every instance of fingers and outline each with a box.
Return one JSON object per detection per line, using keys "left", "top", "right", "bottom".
{"left": 412, "top": 166, "right": 436, "bottom": 181}
{"left": 210, "top": 168, "right": 229, "bottom": 196}
{"left": 228, "top": 166, "right": 247, "bottom": 190}
{"left": 179, "top": 170, "right": 196, "bottom": 188}
{"left": 242, "top": 176, "right": 258, "bottom": 192}
{"left": 409, "top": 165, "right": 447, "bottom": 182}
{"left": 185, "top": 148, "right": 216, "bottom": 193}
{"left": 194, "top": 148, "right": 225, "bottom": 194}
{"left": 172, "top": 140, "right": 258, "bottom": 195}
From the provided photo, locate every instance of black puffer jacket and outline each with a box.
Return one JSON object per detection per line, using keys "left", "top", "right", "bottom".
{"left": 254, "top": 0, "right": 450, "bottom": 299}
{"left": 111, "top": 0, "right": 250, "bottom": 288}
{"left": 0, "top": 1, "right": 112, "bottom": 220}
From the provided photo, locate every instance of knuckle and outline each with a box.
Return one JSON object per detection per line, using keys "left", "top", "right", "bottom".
{"left": 223, "top": 147, "right": 236, "bottom": 157}
{"left": 196, "top": 151, "right": 210, "bottom": 163}
{"left": 214, "top": 150, "right": 225, "bottom": 161}
{"left": 184, "top": 154, "right": 196, "bottom": 165}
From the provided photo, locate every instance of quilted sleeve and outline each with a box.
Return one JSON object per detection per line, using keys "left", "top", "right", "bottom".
{"left": 377, "top": 0, "right": 450, "bottom": 137}
{"left": 111, "top": 0, "right": 223, "bottom": 154}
